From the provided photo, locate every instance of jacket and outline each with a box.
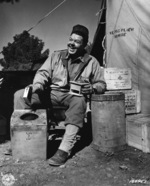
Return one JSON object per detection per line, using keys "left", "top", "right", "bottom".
{"left": 33, "top": 49, "right": 106, "bottom": 94}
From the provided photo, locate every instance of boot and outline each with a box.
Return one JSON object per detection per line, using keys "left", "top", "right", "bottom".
{"left": 48, "top": 149, "right": 69, "bottom": 166}
{"left": 48, "top": 124, "right": 79, "bottom": 166}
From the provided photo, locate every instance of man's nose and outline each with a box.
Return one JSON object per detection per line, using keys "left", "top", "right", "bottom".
{"left": 70, "top": 40, "right": 75, "bottom": 45}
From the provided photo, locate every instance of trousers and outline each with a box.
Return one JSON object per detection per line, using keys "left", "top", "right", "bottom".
{"left": 14, "top": 89, "right": 87, "bottom": 128}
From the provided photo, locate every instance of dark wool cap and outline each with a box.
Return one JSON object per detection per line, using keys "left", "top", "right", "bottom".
{"left": 71, "top": 24, "right": 89, "bottom": 44}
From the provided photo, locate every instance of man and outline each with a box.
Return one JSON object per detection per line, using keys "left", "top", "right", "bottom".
{"left": 14, "top": 24, "right": 106, "bottom": 166}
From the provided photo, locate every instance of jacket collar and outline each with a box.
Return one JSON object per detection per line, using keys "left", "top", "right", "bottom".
{"left": 81, "top": 52, "right": 92, "bottom": 63}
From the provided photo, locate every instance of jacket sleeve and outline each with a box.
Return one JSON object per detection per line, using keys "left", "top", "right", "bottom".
{"left": 91, "top": 58, "right": 106, "bottom": 94}
{"left": 33, "top": 53, "right": 54, "bottom": 91}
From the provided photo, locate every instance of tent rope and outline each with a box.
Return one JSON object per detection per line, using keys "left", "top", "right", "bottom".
{"left": 0, "top": 0, "right": 67, "bottom": 55}
{"left": 102, "top": 35, "right": 106, "bottom": 67}
{"left": 96, "top": 7, "right": 106, "bottom": 17}
{"left": 27, "top": 0, "right": 66, "bottom": 32}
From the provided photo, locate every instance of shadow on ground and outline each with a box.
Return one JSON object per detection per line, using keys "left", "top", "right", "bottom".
{"left": 0, "top": 134, "right": 150, "bottom": 186}
{"left": 1, "top": 113, "right": 150, "bottom": 186}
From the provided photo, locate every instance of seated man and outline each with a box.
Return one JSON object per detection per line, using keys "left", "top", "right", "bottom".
{"left": 14, "top": 24, "right": 106, "bottom": 166}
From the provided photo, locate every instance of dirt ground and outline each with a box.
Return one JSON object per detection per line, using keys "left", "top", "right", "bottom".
{"left": 0, "top": 136, "right": 150, "bottom": 186}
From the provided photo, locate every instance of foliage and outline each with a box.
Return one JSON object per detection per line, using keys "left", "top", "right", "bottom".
{"left": 2, "top": 30, "right": 49, "bottom": 71}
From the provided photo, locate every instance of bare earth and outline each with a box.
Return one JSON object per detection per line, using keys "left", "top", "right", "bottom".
{"left": 0, "top": 138, "right": 150, "bottom": 186}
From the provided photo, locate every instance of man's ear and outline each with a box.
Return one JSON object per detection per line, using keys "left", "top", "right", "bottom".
{"left": 84, "top": 41, "right": 88, "bottom": 47}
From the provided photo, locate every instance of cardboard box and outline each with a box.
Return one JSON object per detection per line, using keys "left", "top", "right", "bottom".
{"left": 11, "top": 109, "right": 47, "bottom": 160}
{"left": 126, "top": 114, "right": 150, "bottom": 153}
{"left": 104, "top": 68, "right": 132, "bottom": 90}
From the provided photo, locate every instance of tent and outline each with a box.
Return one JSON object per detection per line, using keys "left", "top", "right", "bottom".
{"left": 92, "top": 0, "right": 150, "bottom": 114}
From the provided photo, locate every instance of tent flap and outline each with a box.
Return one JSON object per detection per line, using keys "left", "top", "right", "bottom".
{"left": 106, "top": 0, "right": 150, "bottom": 114}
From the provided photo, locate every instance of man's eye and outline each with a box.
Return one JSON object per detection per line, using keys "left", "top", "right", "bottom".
{"left": 69, "top": 38, "right": 73, "bottom": 42}
{"left": 69, "top": 38, "right": 82, "bottom": 44}
{"left": 75, "top": 40, "right": 81, "bottom": 44}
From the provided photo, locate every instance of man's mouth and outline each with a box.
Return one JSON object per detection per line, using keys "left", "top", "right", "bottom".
{"left": 68, "top": 44, "right": 77, "bottom": 54}
{"left": 68, "top": 44, "right": 76, "bottom": 49}
{"left": 69, "top": 47, "right": 75, "bottom": 51}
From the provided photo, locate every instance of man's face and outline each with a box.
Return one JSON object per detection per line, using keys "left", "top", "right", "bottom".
{"left": 67, "top": 33, "right": 85, "bottom": 56}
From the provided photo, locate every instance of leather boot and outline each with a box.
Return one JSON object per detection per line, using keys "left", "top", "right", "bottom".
{"left": 48, "top": 124, "right": 79, "bottom": 166}
{"left": 48, "top": 149, "right": 69, "bottom": 166}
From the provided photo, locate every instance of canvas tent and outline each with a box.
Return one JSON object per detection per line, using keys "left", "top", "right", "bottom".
{"left": 92, "top": 0, "right": 150, "bottom": 114}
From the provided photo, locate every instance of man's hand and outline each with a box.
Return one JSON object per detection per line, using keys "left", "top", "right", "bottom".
{"left": 23, "top": 84, "right": 40, "bottom": 104}
{"left": 81, "top": 83, "right": 93, "bottom": 95}
{"left": 32, "top": 84, "right": 39, "bottom": 93}
{"left": 26, "top": 84, "right": 40, "bottom": 94}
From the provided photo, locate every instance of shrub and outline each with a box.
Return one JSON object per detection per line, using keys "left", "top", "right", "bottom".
{"left": 2, "top": 30, "right": 49, "bottom": 71}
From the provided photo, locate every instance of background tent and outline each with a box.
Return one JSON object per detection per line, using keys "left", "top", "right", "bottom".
{"left": 91, "top": 0, "right": 106, "bottom": 66}
{"left": 105, "top": 0, "right": 150, "bottom": 114}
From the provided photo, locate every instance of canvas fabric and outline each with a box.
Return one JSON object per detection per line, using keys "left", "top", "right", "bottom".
{"left": 106, "top": 0, "right": 150, "bottom": 113}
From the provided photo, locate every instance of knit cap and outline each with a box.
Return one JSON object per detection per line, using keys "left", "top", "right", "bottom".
{"left": 71, "top": 24, "right": 89, "bottom": 44}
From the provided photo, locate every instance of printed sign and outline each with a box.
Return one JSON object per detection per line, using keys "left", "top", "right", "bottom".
{"left": 109, "top": 27, "right": 134, "bottom": 38}
{"left": 123, "top": 89, "right": 141, "bottom": 114}
{"left": 104, "top": 68, "right": 132, "bottom": 90}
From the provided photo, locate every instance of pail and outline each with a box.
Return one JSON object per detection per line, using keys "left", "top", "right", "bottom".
{"left": 0, "top": 115, "right": 7, "bottom": 135}
{"left": 91, "top": 92, "right": 126, "bottom": 152}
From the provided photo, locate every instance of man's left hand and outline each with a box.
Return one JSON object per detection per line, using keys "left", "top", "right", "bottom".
{"left": 81, "top": 83, "right": 93, "bottom": 95}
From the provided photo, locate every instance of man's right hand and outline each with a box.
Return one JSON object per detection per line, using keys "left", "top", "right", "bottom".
{"left": 23, "top": 85, "right": 33, "bottom": 104}
{"left": 23, "top": 84, "right": 39, "bottom": 103}
{"left": 27, "top": 84, "right": 40, "bottom": 94}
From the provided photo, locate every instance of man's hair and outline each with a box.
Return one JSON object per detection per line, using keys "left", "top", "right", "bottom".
{"left": 71, "top": 24, "right": 89, "bottom": 45}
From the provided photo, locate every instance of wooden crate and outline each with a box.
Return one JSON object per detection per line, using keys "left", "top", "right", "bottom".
{"left": 108, "top": 89, "right": 141, "bottom": 114}
{"left": 104, "top": 68, "right": 132, "bottom": 90}
{"left": 11, "top": 109, "right": 47, "bottom": 160}
{"left": 122, "top": 89, "right": 141, "bottom": 114}
{"left": 126, "top": 114, "right": 150, "bottom": 153}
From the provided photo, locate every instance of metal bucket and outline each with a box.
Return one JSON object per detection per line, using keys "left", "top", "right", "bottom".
{"left": 91, "top": 92, "right": 126, "bottom": 152}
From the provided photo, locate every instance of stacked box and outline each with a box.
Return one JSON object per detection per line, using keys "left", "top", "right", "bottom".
{"left": 104, "top": 68, "right": 141, "bottom": 114}
{"left": 121, "top": 89, "right": 141, "bottom": 114}
{"left": 126, "top": 114, "right": 150, "bottom": 153}
{"left": 11, "top": 109, "right": 47, "bottom": 160}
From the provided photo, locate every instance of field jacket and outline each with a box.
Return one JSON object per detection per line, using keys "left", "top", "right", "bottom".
{"left": 33, "top": 49, "right": 106, "bottom": 94}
